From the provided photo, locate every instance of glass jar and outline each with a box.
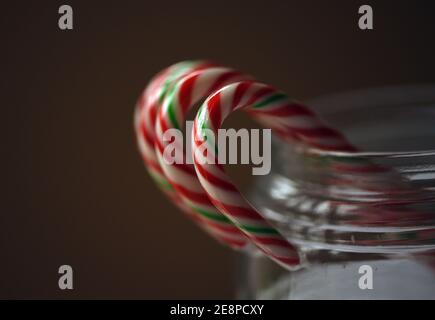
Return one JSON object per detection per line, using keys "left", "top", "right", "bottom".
{"left": 237, "top": 85, "right": 435, "bottom": 299}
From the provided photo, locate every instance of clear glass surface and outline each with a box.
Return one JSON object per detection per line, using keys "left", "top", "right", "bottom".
{"left": 239, "top": 85, "right": 435, "bottom": 299}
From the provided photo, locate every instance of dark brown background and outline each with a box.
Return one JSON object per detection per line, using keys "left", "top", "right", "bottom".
{"left": 2, "top": 0, "right": 435, "bottom": 299}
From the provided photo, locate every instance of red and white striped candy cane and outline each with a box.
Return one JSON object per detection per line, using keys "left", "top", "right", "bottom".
{"left": 192, "top": 81, "right": 311, "bottom": 269}
{"left": 154, "top": 67, "right": 261, "bottom": 252}
{"left": 135, "top": 61, "right": 250, "bottom": 248}
{"left": 135, "top": 61, "right": 210, "bottom": 184}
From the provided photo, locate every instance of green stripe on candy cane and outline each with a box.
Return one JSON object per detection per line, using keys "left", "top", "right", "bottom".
{"left": 195, "top": 105, "right": 220, "bottom": 155}
{"left": 157, "top": 61, "right": 200, "bottom": 104}
{"left": 239, "top": 225, "right": 281, "bottom": 235}
{"left": 149, "top": 170, "right": 174, "bottom": 191}
{"left": 167, "top": 90, "right": 181, "bottom": 130}
{"left": 252, "top": 93, "right": 288, "bottom": 108}
{"left": 189, "top": 205, "right": 233, "bottom": 223}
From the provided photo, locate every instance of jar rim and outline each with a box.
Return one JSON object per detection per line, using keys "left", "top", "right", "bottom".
{"left": 300, "top": 83, "right": 435, "bottom": 155}
{"left": 304, "top": 147, "right": 435, "bottom": 159}
{"left": 251, "top": 85, "right": 435, "bottom": 257}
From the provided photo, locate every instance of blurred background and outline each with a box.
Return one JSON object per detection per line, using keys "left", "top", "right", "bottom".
{"left": 2, "top": 0, "right": 435, "bottom": 298}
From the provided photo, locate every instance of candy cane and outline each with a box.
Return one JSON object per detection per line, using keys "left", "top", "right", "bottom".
{"left": 135, "top": 61, "right": 208, "bottom": 181}
{"left": 135, "top": 61, "right": 250, "bottom": 248}
{"left": 191, "top": 81, "right": 314, "bottom": 268}
{"left": 154, "top": 67, "right": 294, "bottom": 258}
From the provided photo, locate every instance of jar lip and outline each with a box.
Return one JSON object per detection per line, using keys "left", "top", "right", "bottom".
{"left": 306, "top": 84, "right": 435, "bottom": 110}
{"left": 298, "top": 84, "right": 435, "bottom": 157}
{"left": 259, "top": 84, "right": 435, "bottom": 256}
{"left": 273, "top": 137, "right": 435, "bottom": 160}
{"left": 304, "top": 147, "right": 435, "bottom": 159}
